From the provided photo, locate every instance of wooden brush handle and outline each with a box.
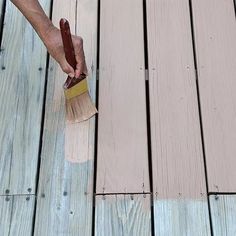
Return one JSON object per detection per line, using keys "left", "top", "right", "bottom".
{"left": 60, "top": 18, "right": 77, "bottom": 70}
{"left": 60, "top": 18, "right": 86, "bottom": 89}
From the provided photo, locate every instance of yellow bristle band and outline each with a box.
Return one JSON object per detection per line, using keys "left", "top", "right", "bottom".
{"left": 64, "top": 79, "right": 88, "bottom": 100}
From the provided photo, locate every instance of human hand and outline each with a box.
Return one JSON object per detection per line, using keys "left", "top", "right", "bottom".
{"left": 44, "top": 26, "right": 87, "bottom": 78}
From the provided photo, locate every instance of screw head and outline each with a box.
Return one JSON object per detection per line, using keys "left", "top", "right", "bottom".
{"left": 5, "top": 196, "right": 10, "bottom": 201}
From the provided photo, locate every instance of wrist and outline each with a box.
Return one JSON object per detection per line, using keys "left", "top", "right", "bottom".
{"left": 38, "top": 21, "right": 55, "bottom": 42}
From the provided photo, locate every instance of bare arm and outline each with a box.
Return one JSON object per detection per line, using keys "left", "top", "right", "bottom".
{"left": 11, "top": 0, "right": 87, "bottom": 78}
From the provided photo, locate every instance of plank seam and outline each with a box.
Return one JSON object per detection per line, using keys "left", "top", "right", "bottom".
{"left": 92, "top": 0, "right": 101, "bottom": 235}
{"left": 209, "top": 192, "right": 236, "bottom": 195}
{"left": 233, "top": 0, "right": 236, "bottom": 19}
{"left": 96, "top": 192, "right": 151, "bottom": 196}
{"left": 143, "top": 0, "right": 154, "bottom": 235}
{"left": 188, "top": 0, "right": 214, "bottom": 235}
{"left": 0, "top": 0, "right": 6, "bottom": 47}
{"left": 30, "top": 1, "right": 54, "bottom": 235}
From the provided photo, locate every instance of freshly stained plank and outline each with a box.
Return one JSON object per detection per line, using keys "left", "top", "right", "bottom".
{"left": 146, "top": 0, "right": 210, "bottom": 234}
{"left": 96, "top": 0, "right": 149, "bottom": 193}
{"left": 95, "top": 194, "right": 151, "bottom": 236}
{"left": 0, "top": 195, "right": 35, "bottom": 236}
{"left": 0, "top": 0, "right": 50, "bottom": 195}
{"left": 147, "top": 0, "right": 207, "bottom": 201}
{"left": 191, "top": 0, "right": 236, "bottom": 192}
{"left": 34, "top": 0, "right": 97, "bottom": 235}
{"left": 210, "top": 195, "right": 236, "bottom": 235}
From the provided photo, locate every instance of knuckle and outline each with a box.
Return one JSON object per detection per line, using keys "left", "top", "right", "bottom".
{"left": 75, "top": 36, "right": 83, "bottom": 47}
{"left": 61, "top": 64, "right": 70, "bottom": 73}
{"left": 77, "top": 36, "right": 83, "bottom": 43}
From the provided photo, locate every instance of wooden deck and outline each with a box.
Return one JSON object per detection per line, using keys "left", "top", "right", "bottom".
{"left": 0, "top": 0, "right": 236, "bottom": 235}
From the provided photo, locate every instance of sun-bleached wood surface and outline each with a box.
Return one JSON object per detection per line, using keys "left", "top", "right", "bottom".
{"left": 96, "top": 0, "right": 149, "bottom": 194}
{"left": 210, "top": 195, "right": 236, "bottom": 235}
{"left": 191, "top": 0, "right": 236, "bottom": 192}
{"left": 95, "top": 194, "right": 151, "bottom": 236}
{"left": 0, "top": 195, "right": 35, "bottom": 236}
{"left": 33, "top": 0, "right": 97, "bottom": 235}
{"left": 1, "top": 0, "right": 236, "bottom": 235}
{"left": 154, "top": 199, "right": 210, "bottom": 235}
{"left": 0, "top": 0, "right": 50, "bottom": 195}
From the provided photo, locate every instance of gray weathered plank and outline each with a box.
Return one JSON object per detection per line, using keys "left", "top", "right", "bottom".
{"left": 210, "top": 195, "right": 236, "bottom": 236}
{"left": 0, "top": 0, "right": 3, "bottom": 11}
{"left": 96, "top": 0, "right": 149, "bottom": 194}
{"left": 146, "top": 0, "right": 211, "bottom": 234}
{"left": 33, "top": 0, "right": 97, "bottom": 235}
{"left": 154, "top": 199, "right": 210, "bottom": 236}
{"left": 0, "top": 0, "right": 5, "bottom": 35}
{"left": 0, "top": 195, "right": 35, "bottom": 236}
{"left": 191, "top": 0, "right": 236, "bottom": 192}
{"left": 95, "top": 194, "right": 151, "bottom": 236}
{"left": 0, "top": 0, "right": 50, "bottom": 195}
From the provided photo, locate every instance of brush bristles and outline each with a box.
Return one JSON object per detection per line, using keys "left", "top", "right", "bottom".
{"left": 65, "top": 92, "right": 97, "bottom": 123}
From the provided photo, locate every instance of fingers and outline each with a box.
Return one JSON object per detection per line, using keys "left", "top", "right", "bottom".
{"left": 75, "top": 60, "right": 87, "bottom": 78}
{"left": 58, "top": 35, "right": 87, "bottom": 79}
{"left": 59, "top": 57, "right": 75, "bottom": 78}
{"left": 73, "top": 36, "right": 88, "bottom": 78}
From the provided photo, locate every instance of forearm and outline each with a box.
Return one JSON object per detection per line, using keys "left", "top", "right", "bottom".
{"left": 11, "top": 0, "right": 87, "bottom": 77}
{"left": 11, "top": 0, "right": 54, "bottom": 42}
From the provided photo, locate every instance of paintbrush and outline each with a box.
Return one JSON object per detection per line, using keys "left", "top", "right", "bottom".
{"left": 59, "top": 18, "right": 97, "bottom": 123}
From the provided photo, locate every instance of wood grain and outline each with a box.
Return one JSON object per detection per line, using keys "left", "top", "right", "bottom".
{"left": 146, "top": 0, "right": 211, "bottom": 233}
{"left": 33, "top": 0, "right": 97, "bottom": 235}
{"left": 154, "top": 199, "right": 210, "bottom": 235}
{"left": 210, "top": 195, "right": 236, "bottom": 235}
{"left": 0, "top": 195, "right": 35, "bottom": 236}
{"left": 191, "top": 0, "right": 236, "bottom": 192}
{"left": 0, "top": 0, "right": 50, "bottom": 195}
{"left": 146, "top": 0, "right": 207, "bottom": 198}
{"left": 96, "top": 0, "right": 149, "bottom": 194}
{"left": 95, "top": 194, "right": 151, "bottom": 236}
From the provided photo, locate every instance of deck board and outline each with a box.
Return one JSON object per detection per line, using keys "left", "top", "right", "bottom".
{"left": 95, "top": 194, "right": 151, "bottom": 236}
{"left": 96, "top": 0, "right": 149, "bottom": 194}
{"left": 191, "top": 0, "right": 236, "bottom": 192}
{"left": 0, "top": 0, "right": 236, "bottom": 235}
{"left": 0, "top": 0, "right": 50, "bottom": 195}
{"left": 33, "top": 0, "right": 97, "bottom": 235}
{"left": 154, "top": 199, "right": 210, "bottom": 236}
{"left": 146, "top": 0, "right": 210, "bottom": 234}
{"left": 0, "top": 195, "right": 35, "bottom": 236}
{"left": 210, "top": 195, "right": 236, "bottom": 235}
